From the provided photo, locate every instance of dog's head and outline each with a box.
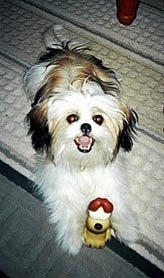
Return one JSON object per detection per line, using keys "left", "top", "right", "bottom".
{"left": 86, "top": 215, "right": 110, "bottom": 234}
{"left": 25, "top": 42, "right": 138, "bottom": 168}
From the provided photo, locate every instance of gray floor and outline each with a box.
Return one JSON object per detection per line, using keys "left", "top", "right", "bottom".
{"left": 0, "top": 0, "right": 164, "bottom": 276}
{"left": 0, "top": 172, "right": 148, "bottom": 278}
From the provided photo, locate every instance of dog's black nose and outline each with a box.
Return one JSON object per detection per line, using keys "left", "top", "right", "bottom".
{"left": 81, "top": 123, "right": 92, "bottom": 134}
{"left": 94, "top": 223, "right": 103, "bottom": 230}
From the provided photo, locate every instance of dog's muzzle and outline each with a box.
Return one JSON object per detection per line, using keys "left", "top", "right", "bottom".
{"left": 74, "top": 123, "right": 94, "bottom": 153}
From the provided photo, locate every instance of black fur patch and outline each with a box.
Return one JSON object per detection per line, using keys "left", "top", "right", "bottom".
{"left": 31, "top": 86, "right": 46, "bottom": 107}
{"left": 118, "top": 110, "right": 138, "bottom": 152}
{"left": 26, "top": 105, "right": 51, "bottom": 152}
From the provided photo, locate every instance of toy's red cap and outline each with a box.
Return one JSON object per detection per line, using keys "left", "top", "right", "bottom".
{"left": 88, "top": 198, "right": 113, "bottom": 213}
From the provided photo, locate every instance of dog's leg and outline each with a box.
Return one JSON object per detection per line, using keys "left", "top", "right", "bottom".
{"left": 51, "top": 208, "right": 84, "bottom": 255}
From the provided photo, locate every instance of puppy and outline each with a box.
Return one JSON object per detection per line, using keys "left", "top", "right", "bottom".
{"left": 24, "top": 29, "right": 139, "bottom": 255}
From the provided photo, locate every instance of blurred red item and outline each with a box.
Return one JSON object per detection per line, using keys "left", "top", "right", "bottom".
{"left": 116, "top": 0, "right": 140, "bottom": 25}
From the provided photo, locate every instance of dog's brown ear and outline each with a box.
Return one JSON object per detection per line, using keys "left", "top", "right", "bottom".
{"left": 26, "top": 102, "right": 51, "bottom": 153}
{"left": 119, "top": 109, "right": 138, "bottom": 152}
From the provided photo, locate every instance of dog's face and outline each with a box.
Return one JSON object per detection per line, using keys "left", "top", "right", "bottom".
{"left": 25, "top": 43, "right": 137, "bottom": 169}
{"left": 47, "top": 87, "right": 124, "bottom": 165}
{"left": 26, "top": 86, "right": 136, "bottom": 168}
{"left": 86, "top": 216, "right": 110, "bottom": 234}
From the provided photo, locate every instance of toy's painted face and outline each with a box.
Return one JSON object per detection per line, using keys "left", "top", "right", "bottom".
{"left": 86, "top": 217, "right": 110, "bottom": 233}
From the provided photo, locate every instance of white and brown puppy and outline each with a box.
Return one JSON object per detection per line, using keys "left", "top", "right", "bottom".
{"left": 24, "top": 34, "right": 139, "bottom": 255}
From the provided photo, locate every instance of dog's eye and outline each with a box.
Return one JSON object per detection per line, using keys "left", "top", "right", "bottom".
{"left": 67, "top": 114, "right": 79, "bottom": 124}
{"left": 92, "top": 115, "right": 104, "bottom": 125}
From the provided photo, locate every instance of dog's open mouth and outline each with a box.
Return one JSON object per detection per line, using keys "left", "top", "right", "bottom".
{"left": 74, "top": 136, "right": 94, "bottom": 153}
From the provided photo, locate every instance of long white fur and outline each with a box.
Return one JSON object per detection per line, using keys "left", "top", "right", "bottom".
{"left": 31, "top": 86, "right": 139, "bottom": 255}
{"left": 24, "top": 63, "right": 56, "bottom": 102}
{"left": 34, "top": 150, "right": 138, "bottom": 255}
{"left": 25, "top": 31, "right": 139, "bottom": 254}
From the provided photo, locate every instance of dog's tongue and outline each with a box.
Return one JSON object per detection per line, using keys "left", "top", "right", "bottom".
{"left": 74, "top": 136, "right": 93, "bottom": 152}
{"left": 78, "top": 136, "right": 91, "bottom": 146}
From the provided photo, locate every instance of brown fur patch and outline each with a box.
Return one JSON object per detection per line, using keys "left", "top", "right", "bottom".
{"left": 37, "top": 51, "right": 119, "bottom": 100}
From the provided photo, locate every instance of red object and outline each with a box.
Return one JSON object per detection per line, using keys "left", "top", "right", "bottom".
{"left": 116, "top": 0, "right": 140, "bottom": 25}
{"left": 88, "top": 198, "right": 113, "bottom": 213}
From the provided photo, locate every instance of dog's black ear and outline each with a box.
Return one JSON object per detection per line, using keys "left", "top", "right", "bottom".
{"left": 119, "top": 109, "right": 138, "bottom": 152}
{"left": 26, "top": 102, "right": 51, "bottom": 153}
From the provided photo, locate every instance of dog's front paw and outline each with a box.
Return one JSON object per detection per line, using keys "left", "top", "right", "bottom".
{"left": 56, "top": 227, "right": 83, "bottom": 255}
{"left": 60, "top": 236, "right": 83, "bottom": 255}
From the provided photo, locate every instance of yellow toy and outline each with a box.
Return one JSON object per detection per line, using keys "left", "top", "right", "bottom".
{"left": 84, "top": 197, "right": 113, "bottom": 249}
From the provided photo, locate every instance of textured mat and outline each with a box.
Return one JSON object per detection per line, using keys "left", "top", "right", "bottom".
{"left": 20, "top": 0, "right": 164, "bottom": 65}
{"left": 0, "top": 0, "right": 164, "bottom": 274}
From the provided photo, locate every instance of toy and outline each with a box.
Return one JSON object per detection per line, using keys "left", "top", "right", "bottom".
{"left": 83, "top": 197, "right": 114, "bottom": 249}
